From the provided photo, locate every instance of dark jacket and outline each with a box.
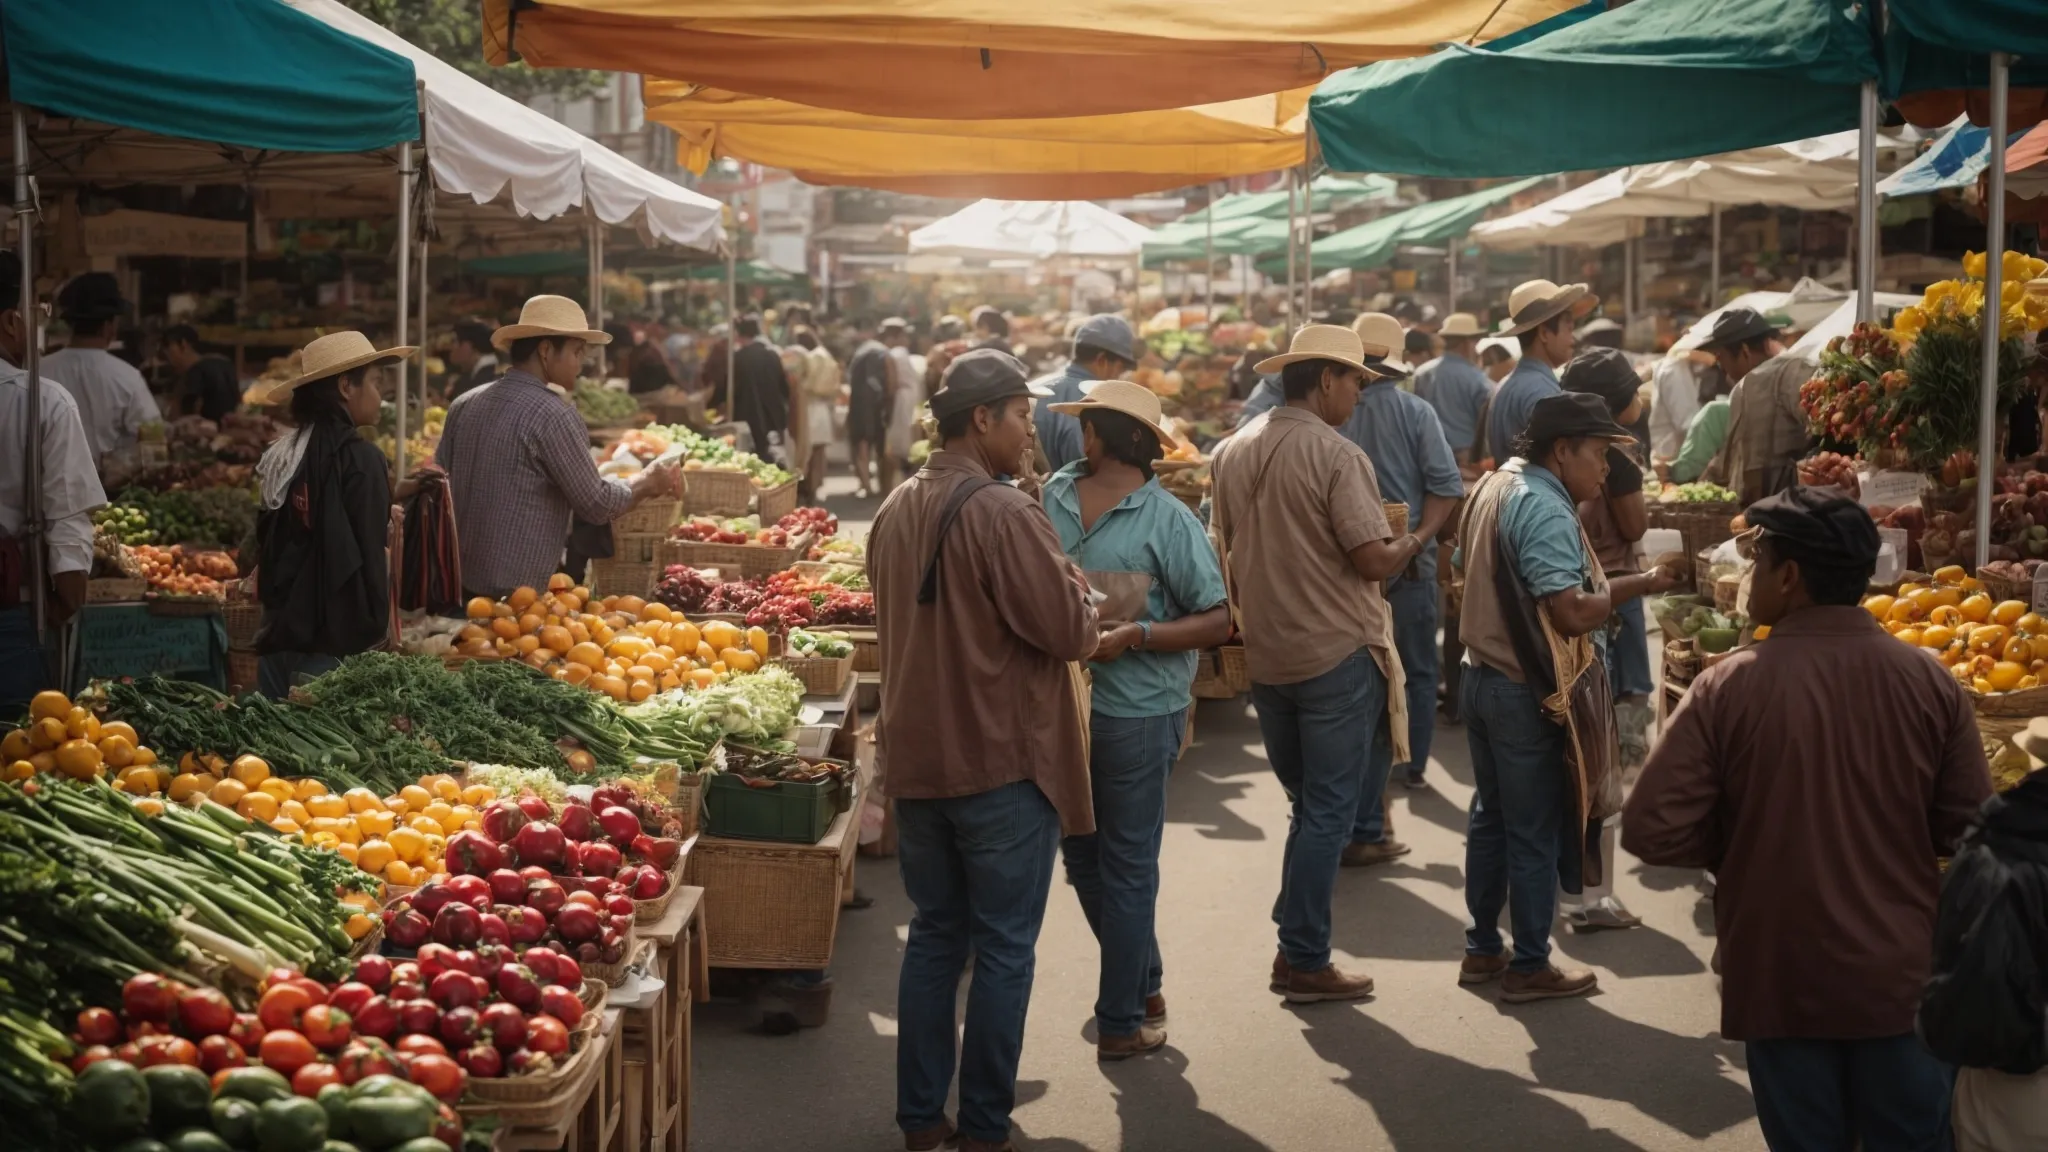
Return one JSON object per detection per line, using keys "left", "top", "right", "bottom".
{"left": 731, "top": 340, "right": 790, "bottom": 455}
{"left": 255, "top": 430, "right": 391, "bottom": 658}
{"left": 1921, "top": 771, "right": 2048, "bottom": 1074}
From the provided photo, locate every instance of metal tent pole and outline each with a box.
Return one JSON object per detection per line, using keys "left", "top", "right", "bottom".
{"left": 1301, "top": 167, "right": 1314, "bottom": 323}
{"left": 1447, "top": 243, "right": 1459, "bottom": 314}
{"left": 1624, "top": 234, "right": 1636, "bottom": 335}
{"left": 1976, "top": 53, "right": 2010, "bottom": 571}
{"left": 416, "top": 232, "right": 429, "bottom": 415}
{"left": 1203, "top": 184, "right": 1215, "bottom": 328}
{"left": 1285, "top": 170, "right": 1298, "bottom": 332}
{"left": 13, "top": 106, "right": 44, "bottom": 649}
{"left": 724, "top": 240, "right": 736, "bottom": 425}
{"left": 394, "top": 140, "right": 413, "bottom": 480}
{"left": 1857, "top": 79, "right": 1879, "bottom": 323}
{"left": 588, "top": 215, "right": 606, "bottom": 376}
{"left": 1709, "top": 204, "right": 1722, "bottom": 304}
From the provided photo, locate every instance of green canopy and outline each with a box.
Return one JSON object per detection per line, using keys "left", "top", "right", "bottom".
{"left": 1890, "top": 0, "right": 2048, "bottom": 58}
{"left": 662, "top": 260, "right": 806, "bottom": 287}
{"left": 1269, "top": 177, "right": 1547, "bottom": 273}
{"left": 1179, "top": 175, "right": 1401, "bottom": 224}
{"left": 1144, "top": 216, "right": 1291, "bottom": 265}
{"left": 3, "top": 0, "right": 418, "bottom": 154}
{"left": 1308, "top": 0, "right": 1877, "bottom": 178}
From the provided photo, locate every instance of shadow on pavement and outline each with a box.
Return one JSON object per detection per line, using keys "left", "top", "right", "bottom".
{"left": 1097, "top": 1046, "right": 1275, "bottom": 1152}
{"left": 1500, "top": 996, "right": 1755, "bottom": 1140}
{"left": 1167, "top": 700, "right": 1270, "bottom": 841}
{"left": 1554, "top": 922, "right": 1709, "bottom": 979}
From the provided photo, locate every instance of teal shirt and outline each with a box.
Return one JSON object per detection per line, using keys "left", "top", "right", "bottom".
{"left": 1497, "top": 462, "right": 1591, "bottom": 598}
{"left": 1044, "top": 462, "right": 1230, "bottom": 718}
{"left": 1669, "top": 397, "right": 1731, "bottom": 483}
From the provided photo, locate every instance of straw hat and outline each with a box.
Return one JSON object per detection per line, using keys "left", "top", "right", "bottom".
{"left": 1047, "top": 379, "right": 1179, "bottom": 450}
{"left": 1440, "top": 312, "right": 1485, "bottom": 338}
{"left": 491, "top": 294, "right": 611, "bottom": 351}
{"left": 1351, "top": 312, "right": 1412, "bottom": 377}
{"left": 1496, "top": 279, "right": 1598, "bottom": 336}
{"left": 268, "top": 331, "right": 417, "bottom": 401}
{"left": 1253, "top": 324, "right": 1396, "bottom": 379}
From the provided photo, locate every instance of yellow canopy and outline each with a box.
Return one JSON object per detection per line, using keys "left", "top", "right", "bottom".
{"left": 485, "top": 0, "right": 1580, "bottom": 120}
{"left": 642, "top": 83, "right": 1310, "bottom": 198}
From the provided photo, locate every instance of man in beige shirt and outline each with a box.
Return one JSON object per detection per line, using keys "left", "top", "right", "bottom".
{"left": 1210, "top": 324, "right": 1427, "bottom": 1005}
{"left": 870, "top": 348, "right": 1101, "bottom": 1152}
{"left": 1700, "top": 307, "right": 1805, "bottom": 503}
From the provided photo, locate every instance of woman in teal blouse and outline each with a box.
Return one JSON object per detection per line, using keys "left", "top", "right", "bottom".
{"left": 1042, "top": 380, "right": 1231, "bottom": 1059}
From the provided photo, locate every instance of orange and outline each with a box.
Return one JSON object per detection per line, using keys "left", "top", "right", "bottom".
{"left": 236, "top": 791, "right": 280, "bottom": 822}
{"left": 518, "top": 613, "right": 544, "bottom": 635}
{"left": 257, "top": 777, "right": 295, "bottom": 803}
{"left": 2, "top": 759, "right": 33, "bottom": 782}
{"left": 1928, "top": 604, "right": 1964, "bottom": 628}
{"left": 210, "top": 777, "right": 248, "bottom": 806}
{"left": 132, "top": 797, "right": 165, "bottom": 818}
{"left": 28, "top": 690, "right": 71, "bottom": 722}
{"left": 1896, "top": 628, "right": 1924, "bottom": 647}
{"left": 356, "top": 808, "right": 396, "bottom": 839}
{"left": 643, "top": 601, "right": 671, "bottom": 622}
{"left": 167, "top": 774, "right": 211, "bottom": 802}
{"left": 387, "top": 825, "right": 427, "bottom": 864}
{"left": 1972, "top": 624, "right": 2012, "bottom": 652}
{"left": 628, "top": 680, "right": 655, "bottom": 702}
{"left": 460, "top": 783, "right": 496, "bottom": 807}
{"left": 491, "top": 616, "right": 521, "bottom": 640}
{"left": 562, "top": 662, "right": 593, "bottom": 686}
{"left": 0, "top": 729, "right": 31, "bottom": 763}
{"left": 1933, "top": 564, "right": 1968, "bottom": 584}
{"left": 130, "top": 745, "right": 157, "bottom": 767}
{"left": 594, "top": 676, "right": 629, "bottom": 701}
{"left": 64, "top": 708, "right": 99, "bottom": 743}
{"left": 383, "top": 859, "right": 416, "bottom": 886}
{"left": 292, "top": 777, "right": 329, "bottom": 801}
{"left": 549, "top": 572, "right": 574, "bottom": 592}
{"left": 305, "top": 793, "right": 348, "bottom": 819}
{"left": 2020, "top": 613, "right": 2046, "bottom": 635}
{"left": 431, "top": 776, "right": 461, "bottom": 800}
{"left": 507, "top": 585, "right": 540, "bottom": 612}
{"left": 540, "top": 625, "right": 573, "bottom": 653}
{"left": 557, "top": 593, "right": 583, "bottom": 615}
{"left": 99, "top": 720, "right": 139, "bottom": 746}
{"left": 345, "top": 912, "right": 376, "bottom": 941}
{"left": 281, "top": 799, "right": 311, "bottom": 825}
{"left": 1994, "top": 600, "right": 2028, "bottom": 627}
{"left": 1989, "top": 660, "right": 2029, "bottom": 692}
{"left": 28, "top": 717, "right": 66, "bottom": 750}
{"left": 567, "top": 642, "right": 606, "bottom": 670}
{"left": 1960, "top": 594, "right": 1994, "bottom": 623}
{"left": 2005, "top": 636, "right": 2035, "bottom": 663}
{"left": 114, "top": 765, "right": 158, "bottom": 795}
{"left": 672, "top": 622, "right": 701, "bottom": 653}
{"left": 1927, "top": 586, "right": 1963, "bottom": 610}
{"left": 356, "top": 839, "right": 396, "bottom": 874}
{"left": 626, "top": 665, "right": 655, "bottom": 682}
{"left": 229, "top": 755, "right": 271, "bottom": 786}
{"left": 344, "top": 787, "right": 383, "bottom": 813}
{"left": 466, "top": 596, "right": 495, "bottom": 619}
{"left": 98, "top": 734, "right": 136, "bottom": 769}
{"left": 515, "top": 634, "right": 542, "bottom": 655}
{"left": 747, "top": 626, "right": 771, "bottom": 660}
{"left": 1920, "top": 625, "right": 1956, "bottom": 650}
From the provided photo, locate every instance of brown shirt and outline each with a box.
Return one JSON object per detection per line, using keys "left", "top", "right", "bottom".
{"left": 1210, "top": 407, "right": 1394, "bottom": 685}
{"left": 1622, "top": 606, "right": 1993, "bottom": 1041}
{"left": 1705, "top": 350, "right": 1811, "bottom": 504}
{"left": 869, "top": 451, "right": 1101, "bottom": 835}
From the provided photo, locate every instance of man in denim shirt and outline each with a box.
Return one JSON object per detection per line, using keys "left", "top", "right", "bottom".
{"left": 1486, "top": 280, "right": 1597, "bottom": 459}
{"left": 1031, "top": 314, "right": 1138, "bottom": 473}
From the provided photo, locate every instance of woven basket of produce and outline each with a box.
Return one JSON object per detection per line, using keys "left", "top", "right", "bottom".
{"left": 224, "top": 600, "right": 263, "bottom": 649}
{"left": 459, "top": 1013, "right": 606, "bottom": 1120}
{"left": 581, "top": 921, "right": 639, "bottom": 987}
{"left": 1662, "top": 640, "right": 1700, "bottom": 684}
{"left": 682, "top": 468, "right": 755, "bottom": 516}
{"left": 777, "top": 652, "right": 854, "bottom": 695}
{"left": 664, "top": 532, "right": 812, "bottom": 580}
{"left": 1977, "top": 562, "right": 2031, "bottom": 605}
{"left": 1384, "top": 502, "right": 1409, "bottom": 538}
{"left": 1219, "top": 644, "right": 1251, "bottom": 693}
{"left": 613, "top": 497, "right": 682, "bottom": 537}
{"left": 1191, "top": 650, "right": 1233, "bottom": 699}
{"left": 632, "top": 857, "right": 689, "bottom": 923}
{"left": 1648, "top": 500, "right": 1744, "bottom": 565}
{"left": 586, "top": 558, "right": 661, "bottom": 598}
{"left": 755, "top": 476, "right": 801, "bottom": 522}
{"left": 86, "top": 577, "right": 147, "bottom": 603}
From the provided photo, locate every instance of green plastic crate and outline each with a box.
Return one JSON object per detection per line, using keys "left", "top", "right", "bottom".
{"left": 703, "top": 771, "right": 844, "bottom": 844}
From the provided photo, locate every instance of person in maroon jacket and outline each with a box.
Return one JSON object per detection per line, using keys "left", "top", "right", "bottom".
{"left": 1624, "top": 486, "right": 1992, "bottom": 1151}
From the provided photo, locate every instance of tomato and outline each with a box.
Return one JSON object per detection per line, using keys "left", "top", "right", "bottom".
{"left": 335, "top": 1042, "right": 398, "bottom": 1085}
{"left": 260, "top": 967, "right": 303, "bottom": 993}
{"left": 286, "top": 977, "right": 331, "bottom": 1006}
{"left": 137, "top": 1034, "right": 201, "bottom": 1067}
{"left": 525, "top": 1014, "right": 570, "bottom": 1058}
{"left": 75, "top": 1007, "right": 122, "bottom": 1046}
{"left": 227, "top": 1012, "right": 266, "bottom": 1052}
{"left": 176, "top": 986, "right": 236, "bottom": 1038}
{"left": 394, "top": 1034, "right": 448, "bottom": 1059}
{"left": 257, "top": 984, "right": 315, "bottom": 1033}
{"left": 197, "top": 1034, "right": 250, "bottom": 1074}
{"left": 433, "top": 1103, "right": 465, "bottom": 1147}
{"left": 326, "top": 982, "right": 376, "bottom": 1019}
{"left": 258, "top": 1030, "right": 319, "bottom": 1077}
{"left": 406, "top": 1053, "right": 468, "bottom": 1103}
{"left": 122, "top": 972, "right": 181, "bottom": 1023}
{"left": 69, "top": 1044, "right": 115, "bottom": 1073}
{"left": 300, "top": 1005, "right": 353, "bottom": 1051}
{"left": 291, "top": 1061, "right": 342, "bottom": 1097}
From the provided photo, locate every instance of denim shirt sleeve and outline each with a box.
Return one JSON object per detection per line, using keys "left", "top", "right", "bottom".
{"left": 1240, "top": 377, "right": 1282, "bottom": 420}
{"left": 1503, "top": 485, "right": 1589, "bottom": 598}
{"left": 1154, "top": 498, "right": 1229, "bottom": 616}
{"left": 1413, "top": 402, "right": 1466, "bottom": 499}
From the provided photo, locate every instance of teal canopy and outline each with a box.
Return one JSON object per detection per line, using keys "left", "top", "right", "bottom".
{"left": 1889, "top": 0, "right": 2048, "bottom": 58}
{"left": 1309, "top": 0, "right": 1877, "bottom": 178}
{"left": 1144, "top": 216, "right": 1291, "bottom": 265}
{"left": 1179, "top": 175, "right": 1401, "bottom": 224}
{"left": 1268, "top": 177, "right": 1547, "bottom": 273}
{"left": 3, "top": 0, "right": 419, "bottom": 154}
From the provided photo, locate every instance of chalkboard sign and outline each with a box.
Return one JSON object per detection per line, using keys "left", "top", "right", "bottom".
{"left": 75, "top": 604, "right": 226, "bottom": 688}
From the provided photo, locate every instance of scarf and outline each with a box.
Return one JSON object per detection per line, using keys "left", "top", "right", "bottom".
{"left": 257, "top": 427, "right": 313, "bottom": 510}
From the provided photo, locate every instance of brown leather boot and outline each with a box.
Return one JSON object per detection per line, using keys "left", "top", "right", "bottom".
{"left": 1270, "top": 950, "right": 1291, "bottom": 993}
{"left": 1144, "top": 993, "right": 1166, "bottom": 1026}
{"left": 1098, "top": 1024, "right": 1167, "bottom": 1061}
{"left": 1458, "top": 952, "right": 1510, "bottom": 985}
{"left": 904, "top": 1120, "right": 955, "bottom": 1150}
{"left": 1500, "top": 964, "right": 1598, "bottom": 1003}
{"left": 1283, "top": 963, "right": 1375, "bottom": 1004}
{"left": 1341, "top": 839, "right": 1413, "bottom": 867}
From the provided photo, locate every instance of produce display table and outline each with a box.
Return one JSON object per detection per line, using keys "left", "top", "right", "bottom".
{"left": 494, "top": 1009, "right": 621, "bottom": 1152}
{"left": 622, "top": 885, "right": 707, "bottom": 1152}
{"left": 71, "top": 602, "right": 227, "bottom": 692}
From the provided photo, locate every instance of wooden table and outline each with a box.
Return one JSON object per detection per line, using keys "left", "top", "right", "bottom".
{"left": 621, "top": 886, "right": 707, "bottom": 1152}
{"left": 493, "top": 1009, "right": 621, "bottom": 1152}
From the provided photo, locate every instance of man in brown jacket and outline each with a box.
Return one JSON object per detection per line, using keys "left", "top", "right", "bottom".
{"left": 870, "top": 348, "right": 1101, "bottom": 1152}
{"left": 1624, "top": 486, "right": 1991, "bottom": 1150}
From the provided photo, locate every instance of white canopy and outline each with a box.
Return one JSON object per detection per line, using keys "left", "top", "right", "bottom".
{"left": 286, "top": 0, "right": 723, "bottom": 250}
{"left": 908, "top": 199, "right": 1154, "bottom": 260}
{"left": 1472, "top": 131, "right": 1918, "bottom": 252}
{"left": 1663, "top": 279, "right": 1919, "bottom": 354}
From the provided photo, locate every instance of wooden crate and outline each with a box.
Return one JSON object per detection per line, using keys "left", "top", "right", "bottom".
{"left": 681, "top": 469, "right": 754, "bottom": 516}
{"left": 471, "top": 1014, "right": 610, "bottom": 1143}
{"left": 1218, "top": 644, "right": 1251, "bottom": 694}
{"left": 568, "top": 1010, "right": 625, "bottom": 1152}
{"left": 843, "top": 627, "right": 879, "bottom": 674}
{"left": 686, "top": 807, "right": 858, "bottom": 969}
{"left": 622, "top": 888, "right": 704, "bottom": 1152}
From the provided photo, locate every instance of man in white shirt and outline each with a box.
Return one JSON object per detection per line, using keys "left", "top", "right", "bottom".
{"left": 0, "top": 252, "right": 108, "bottom": 715}
{"left": 44, "top": 273, "right": 159, "bottom": 476}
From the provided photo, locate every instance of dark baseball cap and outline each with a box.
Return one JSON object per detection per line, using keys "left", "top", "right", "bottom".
{"left": 929, "top": 348, "right": 1050, "bottom": 421}
{"left": 57, "top": 272, "right": 128, "bottom": 323}
{"left": 1700, "top": 306, "right": 1782, "bottom": 349}
{"left": 1560, "top": 346, "right": 1643, "bottom": 417}
{"left": 1524, "top": 391, "right": 1636, "bottom": 446}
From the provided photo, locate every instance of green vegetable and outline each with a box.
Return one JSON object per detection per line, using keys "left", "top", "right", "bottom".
{"left": 212, "top": 1097, "right": 262, "bottom": 1149}
{"left": 72, "top": 1057, "right": 151, "bottom": 1142}
{"left": 215, "top": 1068, "right": 296, "bottom": 1107}
{"left": 167, "top": 1129, "right": 238, "bottom": 1152}
{"left": 386, "top": 1139, "right": 451, "bottom": 1152}
{"left": 321, "top": 1142, "right": 366, "bottom": 1152}
{"left": 316, "top": 1084, "right": 353, "bottom": 1141}
{"left": 1696, "top": 627, "right": 1741, "bottom": 654}
{"left": 344, "top": 1076, "right": 414, "bottom": 1101}
{"left": 255, "top": 1095, "right": 329, "bottom": 1152}
{"left": 110, "top": 1138, "right": 172, "bottom": 1152}
{"left": 143, "top": 1064, "right": 214, "bottom": 1134}
{"left": 626, "top": 666, "right": 806, "bottom": 762}
{"left": 343, "top": 1095, "right": 436, "bottom": 1148}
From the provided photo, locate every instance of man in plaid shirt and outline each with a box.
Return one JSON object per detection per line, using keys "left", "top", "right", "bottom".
{"left": 437, "top": 296, "right": 678, "bottom": 597}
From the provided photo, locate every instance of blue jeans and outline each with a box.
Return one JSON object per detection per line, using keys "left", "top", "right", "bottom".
{"left": 0, "top": 608, "right": 51, "bottom": 719}
{"left": 1251, "top": 649, "right": 1388, "bottom": 972}
{"left": 1353, "top": 573, "right": 1440, "bottom": 841}
{"left": 1462, "top": 662, "right": 1570, "bottom": 974}
{"left": 1746, "top": 1035, "right": 1955, "bottom": 1152}
{"left": 1061, "top": 710, "right": 1184, "bottom": 1037}
{"left": 1606, "top": 595, "right": 1654, "bottom": 698}
{"left": 895, "top": 780, "right": 1061, "bottom": 1144}
{"left": 258, "top": 651, "right": 341, "bottom": 700}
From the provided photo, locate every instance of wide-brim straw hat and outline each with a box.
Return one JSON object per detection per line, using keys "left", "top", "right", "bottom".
{"left": 1496, "top": 279, "right": 1599, "bottom": 337}
{"left": 492, "top": 294, "right": 611, "bottom": 351}
{"left": 268, "top": 331, "right": 416, "bottom": 402}
{"left": 1440, "top": 311, "right": 1485, "bottom": 338}
{"left": 1253, "top": 324, "right": 1398, "bottom": 379}
{"left": 1048, "top": 379, "right": 1180, "bottom": 451}
{"left": 1351, "top": 312, "right": 1413, "bottom": 377}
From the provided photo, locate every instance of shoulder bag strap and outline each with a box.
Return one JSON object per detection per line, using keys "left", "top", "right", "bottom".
{"left": 917, "top": 475, "right": 1004, "bottom": 605}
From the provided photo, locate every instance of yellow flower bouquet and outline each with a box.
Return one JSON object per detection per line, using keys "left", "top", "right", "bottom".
{"left": 1871, "top": 251, "right": 2044, "bottom": 470}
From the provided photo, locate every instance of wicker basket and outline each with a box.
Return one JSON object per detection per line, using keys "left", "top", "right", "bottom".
{"left": 1191, "top": 649, "right": 1235, "bottom": 699}
{"left": 224, "top": 601, "right": 263, "bottom": 649}
{"left": 663, "top": 531, "right": 812, "bottom": 580}
{"left": 145, "top": 594, "right": 223, "bottom": 617}
{"left": 86, "top": 577, "right": 147, "bottom": 603}
{"left": 1980, "top": 568, "right": 2031, "bottom": 605}
{"left": 1648, "top": 503, "right": 1743, "bottom": 568}
{"left": 459, "top": 1014, "right": 605, "bottom": 1122}
{"left": 228, "top": 650, "right": 260, "bottom": 695}
{"left": 582, "top": 922, "right": 640, "bottom": 987}
{"left": 775, "top": 651, "right": 854, "bottom": 696}
{"left": 681, "top": 468, "right": 755, "bottom": 516}
{"left": 612, "top": 498, "right": 681, "bottom": 537}
{"left": 670, "top": 771, "right": 704, "bottom": 839}
{"left": 1384, "top": 502, "right": 1409, "bottom": 538}
{"left": 610, "top": 531, "right": 668, "bottom": 566}
{"left": 755, "top": 477, "right": 800, "bottom": 523}
{"left": 844, "top": 627, "right": 880, "bottom": 674}
{"left": 587, "top": 558, "right": 661, "bottom": 598}
{"left": 1662, "top": 639, "right": 1700, "bottom": 684}
{"left": 688, "top": 806, "right": 857, "bottom": 968}
{"left": 632, "top": 857, "right": 689, "bottom": 923}
{"left": 1218, "top": 644, "right": 1251, "bottom": 694}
